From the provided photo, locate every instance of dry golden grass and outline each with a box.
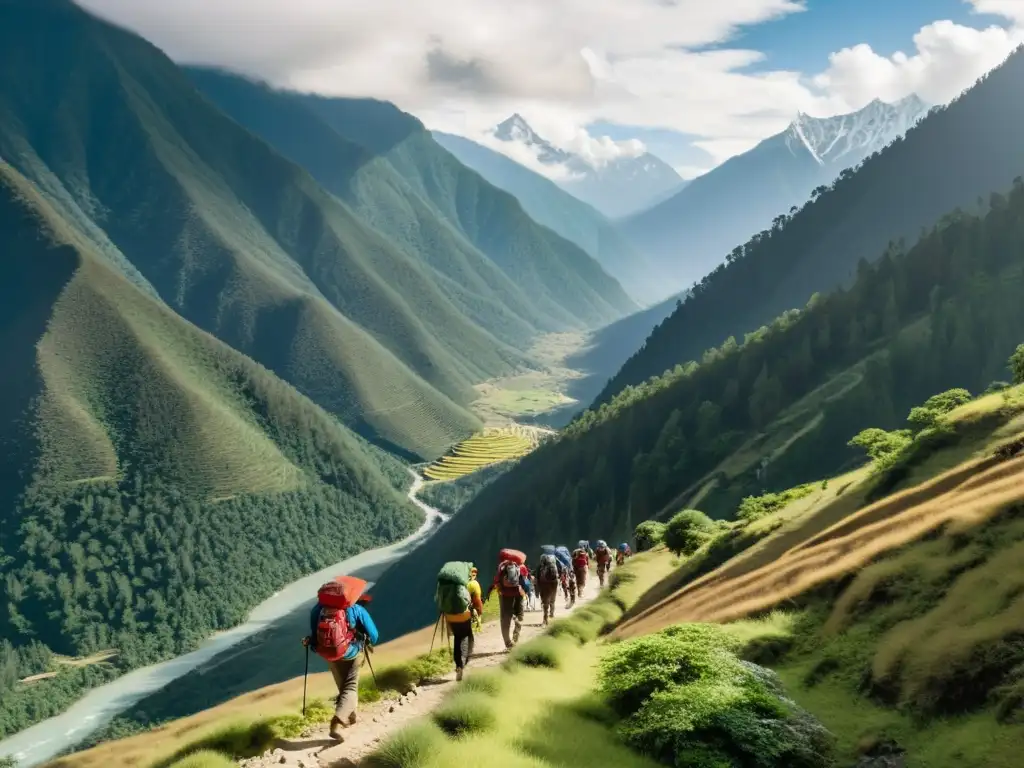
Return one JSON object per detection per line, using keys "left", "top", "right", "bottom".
{"left": 616, "top": 446, "right": 1024, "bottom": 639}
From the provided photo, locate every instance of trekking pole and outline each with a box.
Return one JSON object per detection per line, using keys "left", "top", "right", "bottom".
{"left": 362, "top": 644, "right": 378, "bottom": 687}
{"left": 429, "top": 613, "right": 442, "bottom": 654}
{"left": 302, "top": 644, "right": 309, "bottom": 718}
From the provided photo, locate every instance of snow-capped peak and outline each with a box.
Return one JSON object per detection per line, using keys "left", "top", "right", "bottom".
{"left": 785, "top": 95, "right": 931, "bottom": 166}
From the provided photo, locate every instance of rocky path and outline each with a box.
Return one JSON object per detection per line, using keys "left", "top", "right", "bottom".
{"left": 240, "top": 585, "right": 599, "bottom": 768}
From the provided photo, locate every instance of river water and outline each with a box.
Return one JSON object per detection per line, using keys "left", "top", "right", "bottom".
{"left": 0, "top": 471, "right": 445, "bottom": 767}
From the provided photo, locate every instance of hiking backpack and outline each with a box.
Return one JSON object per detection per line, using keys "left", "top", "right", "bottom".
{"left": 595, "top": 546, "right": 611, "bottom": 564}
{"left": 499, "top": 560, "right": 521, "bottom": 591}
{"left": 435, "top": 561, "right": 473, "bottom": 615}
{"left": 538, "top": 553, "right": 559, "bottom": 583}
{"left": 315, "top": 606, "right": 355, "bottom": 662}
{"left": 572, "top": 548, "right": 589, "bottom": 569}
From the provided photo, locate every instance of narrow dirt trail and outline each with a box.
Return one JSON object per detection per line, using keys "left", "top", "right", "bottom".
{"left": 240, "top": 581, "right": 602, "bottom": 768}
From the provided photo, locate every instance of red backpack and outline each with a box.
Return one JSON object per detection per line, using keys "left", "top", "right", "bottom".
{"left": 314, "top": 577, "right": 363, "bottom": 661}
{"left": 572, "top": 549, "right": 589, "bottom": 569}
{"left": 316, "top": 606, "right": 355, "bottom": 661}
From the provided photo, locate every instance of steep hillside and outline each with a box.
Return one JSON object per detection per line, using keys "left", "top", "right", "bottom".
{"left": 368, "top": 173, "right": 1024, "bottom": 638}
{"left": 623, "top": 97, "right": 929, "bottom": 293}
{"left": 0, "top": 0, "right": 509, "bottom": 459}
{"left": 187, "top": 70, "right": 637, "bottom": 334}
{"left": 603, "top": 47, "right": 1024, "bottom": 402}
{"left": 492, "top": 113, "right": 684, "bottom": 218}
{"left": 565, "top": 292, "right": 684, "bottom": 406}
{"left": 0, "top": 159, "right": 421, "bottom": 739}
{"left": 431, "top": 130, "right": 667, "bottom": 303}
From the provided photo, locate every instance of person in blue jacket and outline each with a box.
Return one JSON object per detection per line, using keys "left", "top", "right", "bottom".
{"left": 303, "top": 595, "right": 379, "bottom": 740}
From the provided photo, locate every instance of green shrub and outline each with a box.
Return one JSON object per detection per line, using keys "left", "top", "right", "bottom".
{"left": 601, "top": 624, "right": 834, "bottom": 768}
{"left": 737, "top": 484, "right": 814, "bottom": 523}
{"left": 848, "top": 428, "right": 913, "bottom": 471}
{"left": 0, "top": 757, "right": 17, "bottom": 768}
{"left": 599, "top": 624, "right": 740, "bottom": 715}
{"left": 548, "top": 615, "right": 594, "bottom": 644}
{"left": 1012, "top": 344, "right": 1024, "bottom": 385}
{"left": 508, "top": 636, "right": 566, "bottom": 669}
{"left": 362, "top": 649, "right": 453, "bottom": 701}
{"left": 362, "top": 722, "right": 447, "bottom": 768}
{"left": 431, "top": 691, "right": 497, "bottom": 737}
{"left": 664, "top": 509, "right": 716, "bottom": 555}
{"left": 634, "top": 521, "right": 666, "bottom": 551}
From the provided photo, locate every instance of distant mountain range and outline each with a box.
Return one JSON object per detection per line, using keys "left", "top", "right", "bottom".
{"left": 492, "top": 114, "right": 686, "bottom": 219}
{"left": 623, "top": 95, "right": 932, "bottom": 293}
{"left": 432, "top": 130, "right": 670, "bottom": 304}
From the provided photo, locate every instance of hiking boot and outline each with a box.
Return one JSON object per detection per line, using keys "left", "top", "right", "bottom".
{"left": 348, "top": 711, "right": 358, "bottom": 726}
{"left": 329, "top": 717, "right": 345, "bottom": 741}
{"left": 456, "top": 667, "right": 464, "bottom": 682}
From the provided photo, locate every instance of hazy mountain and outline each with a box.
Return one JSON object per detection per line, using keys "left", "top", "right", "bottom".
{"left": 492, "top": 114, "right": 684, "bottom": 219}
{"left": 623, "top": 96, "right": 931, "bottom": 295}
{"left": 600, "top": 50, "right": 1024, "bottom": 402}
{"left": 431, "top": 129, "right": 671, "bottom": 303}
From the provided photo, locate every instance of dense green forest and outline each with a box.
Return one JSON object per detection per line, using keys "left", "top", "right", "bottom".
{"left": 597, "top": 44, "right": 1024, "bottom": 406}
{"left": 417, "top": 463, "right": 513, "bottom": 516}
{"left": 0, "top": 157, "right": 420, "bottom": 738}
{"left": 370, "top": 174, "right": 1024, "bottom": 637}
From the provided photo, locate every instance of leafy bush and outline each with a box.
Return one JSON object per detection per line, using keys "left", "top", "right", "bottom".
{"left": 634, "top": 521, "right": 666, "bottom": 551}
{"left": 663, "top": 510, "right": 716, "bottom": 555}
{"left": 737, "top": 484, "right": 814, "bottom": 523}
{"left": 431, "top": 691, "right": 497, "bottom": 737}
{"left": 601, "top": 624, "right": 835, "bottom": 768}
{"left": 848, "top": 428, "right": 913, "bottom": 471}
{"left": 0, "top": 757, "right": 17, "bottom": 768}
{"left": 363, "top": 722, "right": 447, "bottom": 768}
{"left": 508, "top": 636, "right": 566, "bottom": 669}
{"left": 1012, "top": 344, "right": 1024, "bottom": 385}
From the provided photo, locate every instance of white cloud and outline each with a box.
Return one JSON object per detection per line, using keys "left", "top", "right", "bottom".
{"left": 76, "top": 0, "right": 1024, "bottom": 171}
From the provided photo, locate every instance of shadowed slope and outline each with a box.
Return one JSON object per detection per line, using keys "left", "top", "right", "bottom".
{"left": 0, "top": 0, "right": 488, "bottom": 458}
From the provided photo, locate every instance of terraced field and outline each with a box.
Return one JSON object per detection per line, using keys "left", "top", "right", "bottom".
{"left": 423, "top": 425, "right": 543, "bottom": 480}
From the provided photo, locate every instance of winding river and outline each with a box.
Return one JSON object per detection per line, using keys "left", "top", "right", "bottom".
{"left": 0, "top": 470, "right": 445, "bottom": 767}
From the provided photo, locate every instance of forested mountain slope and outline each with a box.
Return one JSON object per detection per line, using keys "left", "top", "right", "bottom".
{"left": 600, "top": 45, "right": 1024, "bottom": 404}
{"left": 0, "top": 0, "right": 498, "bottom": 459}
{"left": 369, "top": 174, "right": 1024, "bottom": 637}
{"left": 186, "top": 70, "right": 637, "bottom": 332}
{"left": 431, "top": 130, "right": 666, "bottom": 304}
{"left": 0, "top": 158, "right": 420, "bottom": 737}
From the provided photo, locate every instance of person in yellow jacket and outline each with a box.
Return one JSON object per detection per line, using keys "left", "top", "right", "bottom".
{"left": 444, "top": 566, "right": 484, "bottom": 681}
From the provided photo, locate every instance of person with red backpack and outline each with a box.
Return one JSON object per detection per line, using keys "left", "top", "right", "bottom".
{"left": 571, "top": 545, "right": 590, "bottom": 597}
{"left": 485, "top": 548, "right": 528, "bottom": 649}
{"left": 302, "top": 576, "right": 379, "bottom": 741}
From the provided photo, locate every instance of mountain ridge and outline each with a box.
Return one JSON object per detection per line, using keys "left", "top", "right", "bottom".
{"left": 622, "top": 94, "right": 930, "bottom": 295}
{"left": 490, "top": 113, "right": 684, "bottom": 218}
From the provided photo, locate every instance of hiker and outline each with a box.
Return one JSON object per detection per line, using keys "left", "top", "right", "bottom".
{"left": 578, "top": 539, "right": 595, "bottom": 559}
{"left": 469, "top": 566, "right": 484, "bottom": 632}
{"left": 303, "top": 576, "right": 379, "bottom": 741}
{"left": 522, "top": 567, "right": 537, "bottom": 611}
{"left": 536, "top": 547, "right": 561, "bottom": 625}
{"left": 616, "top": 542, "right": 632, "bottom": 567}
{"left": 435, "top": 561, "right": 484, "bottom": 682}
{"left": 571, "top": 544, "right": 590, "bottom": 597}
{"left": 594, "top": 540, "right": 613, "bottom": 587}
{"left": 486, "top": 548, "right": 528, "bottom": 649}
{"left": 555, "top": 546, "right": 575, "bottom": 608}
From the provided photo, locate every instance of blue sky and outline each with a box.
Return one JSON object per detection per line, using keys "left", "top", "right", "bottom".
{"left": 591, "top": 0, "right": 1013, "bottom": 177}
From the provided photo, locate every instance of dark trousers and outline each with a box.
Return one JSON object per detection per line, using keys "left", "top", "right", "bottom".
{"left": 538, "top": 581, "right": 558, "bottom": 623}
{"left": 498, "top": 593, "right": 524, "bottom": 647}
{"left": 448, "top": 618, "right": 475, "bottom": 669}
